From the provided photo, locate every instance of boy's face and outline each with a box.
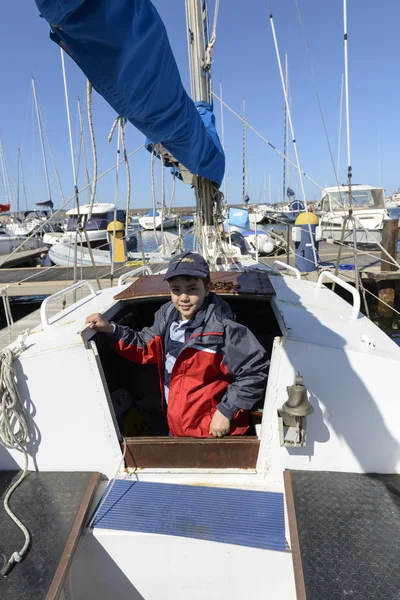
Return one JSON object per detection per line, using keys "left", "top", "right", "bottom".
{"left": 168, "top": 276, "right": 210, "bottom": 321}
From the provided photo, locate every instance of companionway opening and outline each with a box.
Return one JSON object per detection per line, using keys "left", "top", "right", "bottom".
{"left": 93, "top": 291, "right": 282, "bottom": 469}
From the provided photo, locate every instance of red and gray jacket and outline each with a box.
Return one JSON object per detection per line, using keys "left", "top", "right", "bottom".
{"left": 108, "top": 293, "right": 269, "bottom": 437}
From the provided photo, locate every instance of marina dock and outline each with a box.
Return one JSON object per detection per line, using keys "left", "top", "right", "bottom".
{"left": 0, "top": 240, "right": 397, "bottom": 351}
{"left": 260, "top": 241, "right": 389, "bottom": 284}
{"left": 0, "top": 242, "right": 395, "bottom": 297}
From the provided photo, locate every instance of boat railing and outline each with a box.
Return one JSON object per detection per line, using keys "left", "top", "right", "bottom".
{"left": 40, "top": 280, "right": 97, "bottom": 327}
{"left": 118, "top": 265, "right": 153, "bottom": 286}
{"left": 273, "top": 260, "right": 301, "bottom": 280}
{"left": 316, "top": 271, "right": 361, "bottom": 319}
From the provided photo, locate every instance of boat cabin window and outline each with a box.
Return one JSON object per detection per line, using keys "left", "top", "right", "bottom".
{"left": 66, "top": 215, "right": 80, "bottom": 231}
{"left": 94, "top": 294, "right": 281, "bottom": 469}
{"left": 322, "top": 188, "right": 385, "bottom": 212}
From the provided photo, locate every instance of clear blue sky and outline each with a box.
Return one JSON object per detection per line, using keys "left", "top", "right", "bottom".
{"left": 0, "top": 0, "right": 399, "bottom": 211}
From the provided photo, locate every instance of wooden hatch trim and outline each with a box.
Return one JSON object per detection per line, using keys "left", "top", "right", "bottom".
{"left": 283, "top": 470, "right": 307, "bottom": 600}
{"left": 124, "top": 436, "right": 260, "bottom": 469}
{"left": 114, "top": 270, "right": 275, "bottom": 301}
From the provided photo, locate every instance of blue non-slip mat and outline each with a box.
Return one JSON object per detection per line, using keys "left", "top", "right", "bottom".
{"left": 92, "top": 480, "right": 285, "bottom": 551}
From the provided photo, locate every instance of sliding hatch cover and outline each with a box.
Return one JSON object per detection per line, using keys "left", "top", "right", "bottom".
{"left": 114, "top": 270, "right": 276, "bottom": 300}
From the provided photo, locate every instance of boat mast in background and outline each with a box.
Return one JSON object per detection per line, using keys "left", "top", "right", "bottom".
{"left": 32, "top": 76, "right": 52, "bottom": 207}
{"left": 282, "top": 51, "right": 289, "bottom": 204}
{"left": 0, "top": 138, "right": 13, "bottom": 209}
{"left": 242, "top": 98, "right": 248, "bottom": 204}
{"left": 18, "top": 149, "right": 28, "bottom": 212}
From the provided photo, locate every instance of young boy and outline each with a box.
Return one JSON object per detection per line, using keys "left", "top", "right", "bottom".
{"left": 86, "top": 252, "right": 269, "bottom": 438}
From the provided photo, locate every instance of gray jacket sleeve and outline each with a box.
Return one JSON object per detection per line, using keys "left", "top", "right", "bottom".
{"left": 216, "top": 321, "right": 269, "bottom": 419}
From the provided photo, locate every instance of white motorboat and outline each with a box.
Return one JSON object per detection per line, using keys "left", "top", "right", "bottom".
{"left": 49, "top": 213, "right": 138, "bottom": 267}
{"left": 43, "top": 203, "right": 124, "bottom": 247}
{"left": 248, "top": 204, "right": 268, "bottom": 225}
{"left": 0, "top": 222, "right": 46, "bottom": 260}
{"left": 319, "top": 184, "right": 389, "bottom": 245}
{"left": 226, "top": 207, "right": 275, "bottom": 255}
{"left": 139, "top": 209, "right": 177, "bottom": 230}
{"left": 7, "top": 210, "right": 63, "bottom": 238}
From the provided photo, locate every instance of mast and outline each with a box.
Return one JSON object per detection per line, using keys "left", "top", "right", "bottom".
{"left": 32, "top": 76, "right": 52, "bottom": 204}
{"left": 242, "top": 99, "right": 248, "bottom": 204}
{"left": 0, "top": 139, "right": 14, "bottom": 208}
{"left": 269, "top": 174, "right": 272, "bottom": 204}
{"left": 263, "top": 173, "right": 267, "bottom": 204}
{"left": 185, "top": 0, "right": 221, "bottom": 262}
{"left": 343, "top": 0, "right": 352, "bottom": 203}
{"left": 282, "top": 51, "right": 289, "bottom": 203}
{"left": 17, "top": 149, "right": 20, "bottom": 212}
{"left": 0, "top": 139, "right": 8, "bottom": 205}
{"left": 18, "top": 149, "right": 28, "bottom": 211}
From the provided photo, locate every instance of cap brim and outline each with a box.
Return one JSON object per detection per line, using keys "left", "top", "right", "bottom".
{"left": 164, "top": 268, "right": 209, "bottom": 281}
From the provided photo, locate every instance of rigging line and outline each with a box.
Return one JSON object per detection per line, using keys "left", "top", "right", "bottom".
{"left": 78, "top": 96, "right": 91, "bottom": 204}
{"left": 268, "top": 1, "right": 318, "bottom": 268}
{"left": 0, "top": 144, "right": 145, "bottom": 268}
{"left": 110, "top": 119, "right": 122, "bottom": 286}
{"left": 32, "top": 77, "right": 52, "bottom": 203}
{"left": 294, "top": 0, "right": 342, "bottom": 195}
{"left": 120, "top": 119, "right": 131, "bottom": 234}
{"left": 337, "top": 73, "right": 344, "bottom": 185}
{"left": 87, "top": 81, "right": 98, "bottom": 220}
{"left": 167, "top": 172, "right": 176, "bottom": 214}
{"left": 150, "top": 148, "right": 158, "bottom": 244}
{"left": 212, "top": 91, "right": 326, "bottom": 195}
{"left": 160, "top": 155, "right": 165, "bottom": 255}
{"left": 61, "top": 46, "right": 81, "bottom": 289}
{"left": 75, "top": 98, "right": 84, "bottom": 183}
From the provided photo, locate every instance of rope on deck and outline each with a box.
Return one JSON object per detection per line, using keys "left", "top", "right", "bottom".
{"left": 0, "top": 335, "right": 31, "bottom": 576}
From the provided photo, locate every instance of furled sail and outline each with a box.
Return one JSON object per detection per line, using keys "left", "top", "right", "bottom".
{"left": 34, "top": 0, "right": 225, "bottom": 186}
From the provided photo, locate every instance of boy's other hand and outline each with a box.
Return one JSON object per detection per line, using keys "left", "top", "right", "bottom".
{"left": 209, "top": 410, "right": 231, "bottom": 438}
{"left": 85, "top": 313, "right": 114, "bottom": 334}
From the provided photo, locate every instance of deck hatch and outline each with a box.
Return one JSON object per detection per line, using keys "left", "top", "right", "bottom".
{"left": 114, "top": 270, "right": 276, "bottom": 300}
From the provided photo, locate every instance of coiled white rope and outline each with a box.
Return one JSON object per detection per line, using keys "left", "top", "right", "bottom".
{"left": 0, "top": 340, "right": 30, "bottom": 576}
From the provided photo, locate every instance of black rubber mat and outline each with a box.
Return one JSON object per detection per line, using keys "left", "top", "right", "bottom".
{"left": 0, "top": 471, "right": 97, "bottom": 600}
{"left": 288, "top": 470, "right": 400, "bottom": 600}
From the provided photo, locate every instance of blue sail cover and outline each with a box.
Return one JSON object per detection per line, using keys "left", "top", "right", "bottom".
{"left": 35, "top": 0, "right": 225, "bottom": 186}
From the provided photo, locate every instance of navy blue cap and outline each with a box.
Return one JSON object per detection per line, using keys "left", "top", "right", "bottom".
{"left": 164, "top": 252, "right": 210, "bottom": 281}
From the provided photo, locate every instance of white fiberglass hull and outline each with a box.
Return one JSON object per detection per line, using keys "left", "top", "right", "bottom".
{"left": 321, "top": 224, "right": 383, "bottom": 245}
{"left": 49, "top": 242, "right": 112, "bottom": 266}
{"left": 0, "top": 229, "right": 45, "bottom": 257}
{"left": 139, "top": 215, "right": 177, "bottom": 230}
{"left": 43, "top": 229, "right": 108, "bottom": 247}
